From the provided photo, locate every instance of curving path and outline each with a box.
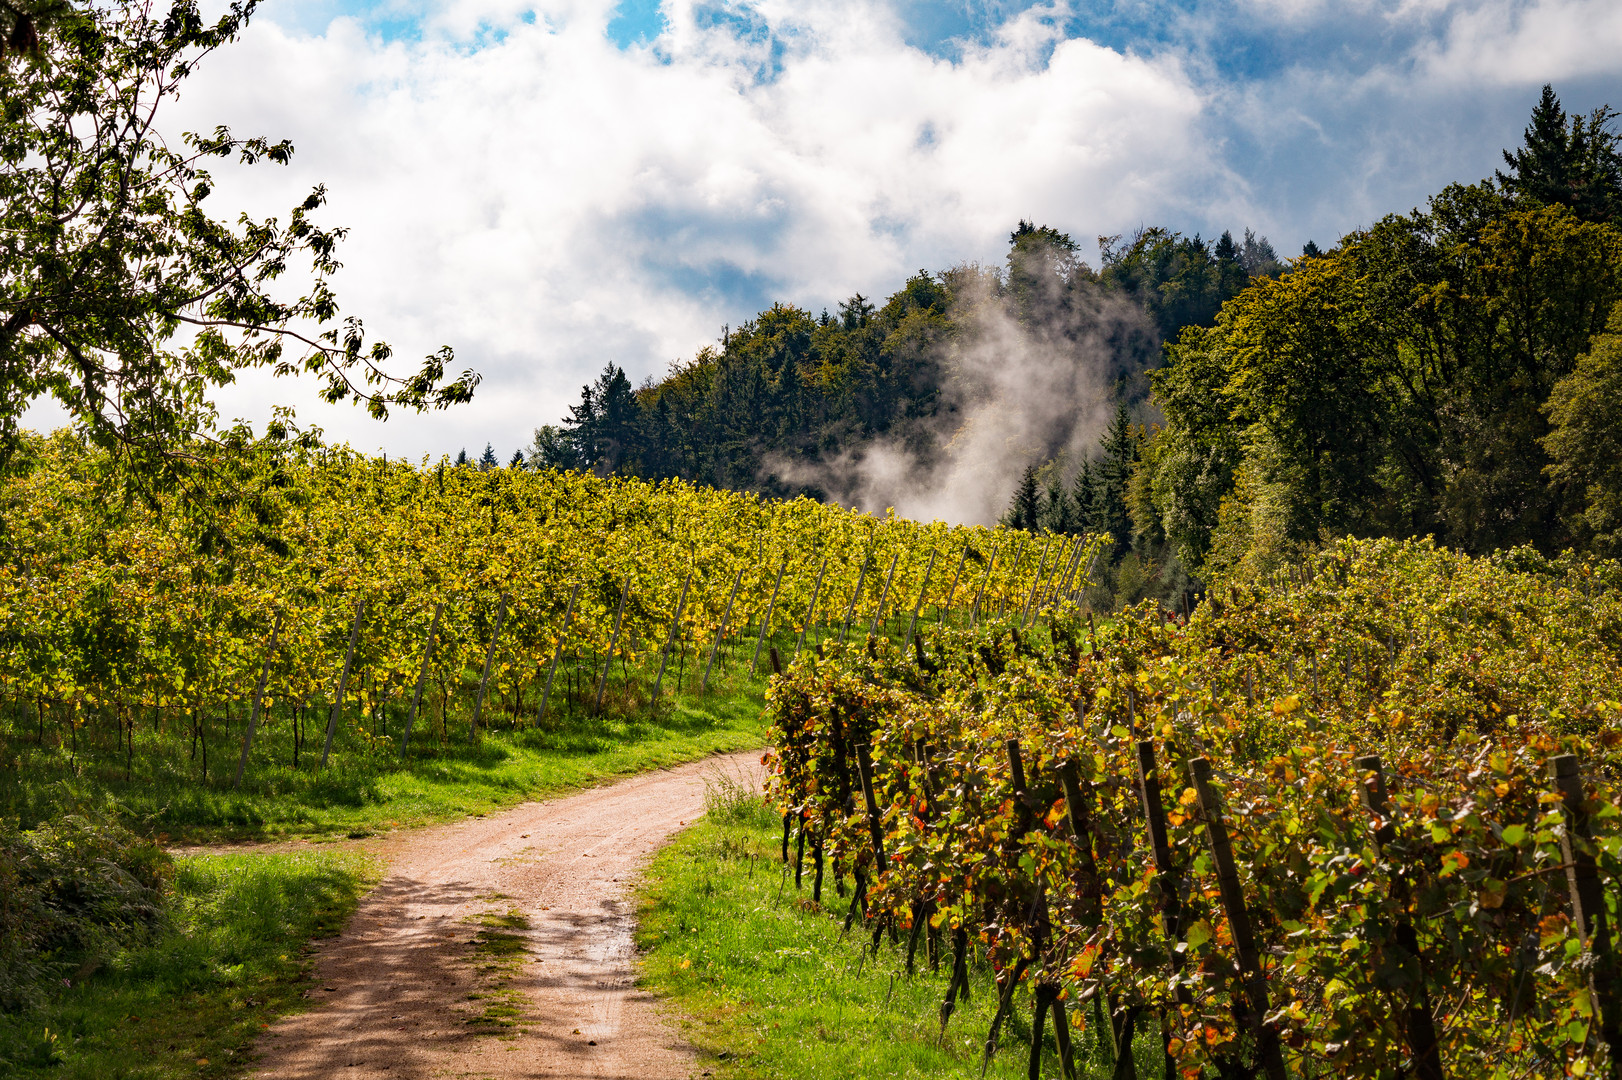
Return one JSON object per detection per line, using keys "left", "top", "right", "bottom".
{"left": 251, "top": 750, "right": 763, "bottom": 1080}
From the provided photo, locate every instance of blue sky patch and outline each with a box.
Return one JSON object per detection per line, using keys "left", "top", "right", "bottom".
{"left": 606, "top": 0, "right": 667, "bottom": 48}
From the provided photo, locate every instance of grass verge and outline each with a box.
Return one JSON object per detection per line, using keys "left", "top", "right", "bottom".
{"left": 2, "top": 675, "right": 769, "bottom": 844}
{"left": 0, "top": 849, "right": 375, "bottom": 1079}
{"left": 635, "top": 794, "right": 1162, "bottom": 1080}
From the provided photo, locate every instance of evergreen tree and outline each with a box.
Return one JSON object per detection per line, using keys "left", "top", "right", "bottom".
{"left": 566, "top": 363, "right": 640, "bottom": 474}
{"left": 1039, "top": 469, "right": 1076, "bottom": 533}
{"left": 1092, "top": 402, "right": 1137, "bottom": 557}
{"left": 1300, "top": 239, "right": 1323, "bottom": 259}
{"left": 1497, "top": 85, "right": 1622, "bottom": 223}
{"left": 509, "top": 449, "right": 525, "bottom": 468}
{"left": 1004, "top": 464, "right": 1042, "bottom": 531}
{"left": 1213, "top": 230, "right": 1248, "bottom": 296}
{"left": 455, "top": 448, "right": 470, "bottom": 467}
{"left": 1072, "top": 458, "right": 1097, "bottom": 533}
{"left": 479, "top": 443, "right": 498, "bottom": 470}
{"left": 1240, "top": 228, "right": 1284, "bottom": 277}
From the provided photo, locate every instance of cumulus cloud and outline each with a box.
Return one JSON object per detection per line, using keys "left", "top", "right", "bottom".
{"left": 1413, "top": 0, "right": 1622, "bottom": 85}
{"left": 24, "top": 0, "right": 1620, "bottom": 478}
{"left": 162, "top": 0, "right": 1222, "bottom": 458}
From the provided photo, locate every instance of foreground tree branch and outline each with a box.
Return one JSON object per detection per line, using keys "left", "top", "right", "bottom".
{"left": 0, "top": 0, "right": 479, "bottom": 487}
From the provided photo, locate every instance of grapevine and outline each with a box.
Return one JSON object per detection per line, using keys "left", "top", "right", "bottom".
{"left": 765, "top": 536, "right": 1622, "bottom": 1079}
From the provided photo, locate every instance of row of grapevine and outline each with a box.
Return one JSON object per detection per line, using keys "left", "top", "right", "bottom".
{"left": 764, "top": 536, "right": 1622, "bottom": 1078}
{"left": 0, "top": 434, "right": 1099, "bottom": 785}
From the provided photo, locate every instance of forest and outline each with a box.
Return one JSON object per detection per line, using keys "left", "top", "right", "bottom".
{"left": 539, "top": 86, "right": 1622, "bottom": 608}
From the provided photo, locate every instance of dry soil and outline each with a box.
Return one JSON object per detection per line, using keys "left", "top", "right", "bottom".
{"left": 248, "top": 750, "right": 763, "bottom": 1080}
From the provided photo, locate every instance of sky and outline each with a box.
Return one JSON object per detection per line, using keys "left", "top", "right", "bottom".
{"left": 110, "top": 0, "right": 1622, "bottom": 462}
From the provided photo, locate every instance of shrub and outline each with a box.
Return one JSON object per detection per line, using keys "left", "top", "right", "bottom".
{"left": 0, "top": 815, "right": 172, "bottom": 1010}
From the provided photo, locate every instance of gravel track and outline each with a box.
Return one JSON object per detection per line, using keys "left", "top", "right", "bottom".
{"left": 249, "top": 750, "right": 763, "bottom": 1080}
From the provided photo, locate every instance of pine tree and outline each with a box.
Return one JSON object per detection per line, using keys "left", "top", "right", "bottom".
{"left": 1240, "top": 228, "right": 1282, "bottom": 277}
{"left": 1039, "top": 469, "right": 1076, "bottom": 534}
{"left": 1072, "top": 458, "right": 1097, "bottom": 533}
{"left": 455, "top": 448, "right": 470, "bottom": 467}
{"left": 479, "top": 443, "right": 498, "bottom": 470}
{"left": 1497, "top": 85, "right": 1622, "bottom": 223}
{"left": 509, "top": 449, "right": 525, "bottom": 468}
{"left": 566, "top": 363, "right": 640, "bottom": 475}
{"left": 1093, "top": 402, "right": 1137, "bottom": 557}
{"left": 1004, "top": 465, "right": 1042, "bottom": 531}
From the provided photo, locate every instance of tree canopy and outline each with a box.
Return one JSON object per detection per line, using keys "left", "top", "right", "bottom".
{"left": 0, "top": 0, "right": 477, "bottom": 486}
{"left": 1130, "top": 86, "right": 1622, "bottom": 585}
{"left": 538, "top": 223, "right": 1276, "bottom": 498}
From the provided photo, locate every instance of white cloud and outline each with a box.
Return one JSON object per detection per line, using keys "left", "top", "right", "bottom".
{"left": 1414, "top": 0, "right": 1622, "bottom": 85}
{"left": 161, "top": 0, "right": 1222, "bottom": 458}
{"left": 23, "top": 0, "right": 1620, "bottom": 478}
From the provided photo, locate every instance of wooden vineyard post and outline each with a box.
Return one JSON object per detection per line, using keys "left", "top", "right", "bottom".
{"left": 1018, "top": 537, "right": 1053, "bottom": 627}
{"left": 869, "top": 550, "right": 901, "bottom": 637}
{"left": 401, "top": 602, "right": 444, "bottom": 755}
{"left": 1056, "top": 754, "right": 1102, "bottom": 1080}
{"left": 701, "top": 567, "right": 743, "bottom": 692}
{"left": 1043, "top": 537, "right": 1075, "bottom": 614}
{"left": 751, "top": 555, "right": 788, "bottom": 676}
{"left": 795, "top": 812, "right": 806, "bottom": 889}
{"left": 983, "top": 738, "right": 1056, "bottom": 1078}
{"left": 1553, "top": 753, "right": 1622, "bottom": 1077}
{"left": 321, "top": 600, "right": 366, "bottom": 769}
{"left": 594, "top": 580, "right": 629, "bottom": 713}
{"left": 1355, "top": 754, "right": 1443, "bottom": 1080}
{"left": 1058, "top": 757, "right": 1103, "bottom": 927}
{"left": 1188, "top": 757, "right": 1287, "bottom": 1080}
{"left": 1078, "top": 548, "right": 1102, "bottom": 606}
{"left": 999, "top": 538, "right": 1029, "bottom": 618}
{"left": 470, "top": 592, "right": 510, "bottom": 742}
{"left": 854, "top": 742, "right": 888, "bottom": 873}
{"left": 1057, "top": 539, "right": 1085, "bottom": 603}
{"left": 535, "top": 584, "right": 579, "bottom": 725}
{"left": 939, "top": 544, "right": 968, "bottom": 625}
{"left": 838, "top": 553, "right": 869, "bottom": 643}
{"left": 794, "top": 555, "right": 828, "bottom": 661}
{"left": 1135, "top": 736, "right": 1180, "bottom": 937}
{"left": 769, "top": 645, "right": 782, "bottom": 675}
{"left": 652, "top": 571, "right": 693, "bottom": 698}
{"left": 1040, "top": 539, "right": 1076, "bottom": 613}
{"left": 232, "top": 612, "right": 282, "bottom": 788}
{"left": 901, "top": 549, "right": 937, "bottom": 656}
{"left": 1132, "top": 731, "right": 1182, "bottom": 1080}
{"left": 969, "top": 542, "right": 999, "bottom": 626}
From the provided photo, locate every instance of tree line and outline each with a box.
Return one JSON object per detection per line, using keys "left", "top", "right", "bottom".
{"left": 538, "top": 86, "right": 1621, "bottom": 608}
{"left": 1134, "top": 85, "right": 1622, "bottom": 592}
{"left": 533, "top": 218, "right": 1290, "bottom": 514}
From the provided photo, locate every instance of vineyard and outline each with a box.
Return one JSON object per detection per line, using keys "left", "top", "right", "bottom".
{"left": 13, "top": 431, "right": 1622, "bottom": 1078}
{"left": 0, "top": 434, "right": 1085, "bottom": 821}
{"left": 765, "top": 538, "right": 1622, "bottom": 1079}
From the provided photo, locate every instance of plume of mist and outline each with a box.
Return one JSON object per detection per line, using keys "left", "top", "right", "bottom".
{"left": 768, "top": 264, "right": 1157, "bottom": 525}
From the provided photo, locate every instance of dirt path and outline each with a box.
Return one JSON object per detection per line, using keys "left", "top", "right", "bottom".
{"left": 251, "top": 750, "right": 763, "bottom": 1080}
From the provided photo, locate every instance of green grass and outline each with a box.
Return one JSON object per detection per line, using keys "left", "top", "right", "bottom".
{"left": 0, "top": 663, "right": 771, "bottom": 843}
{"left": 634, "top": 797, "right": 1164, "bottom": 1080}
{"left": 462, "top": 897, "right": 534, "bottom": 1032}
{"left": 0, "top": 849, "right": 375, "bottom": 1079}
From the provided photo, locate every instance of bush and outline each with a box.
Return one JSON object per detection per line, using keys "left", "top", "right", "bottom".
{"left": 0, "top": 816, "right": 172, "bottom": 1011}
